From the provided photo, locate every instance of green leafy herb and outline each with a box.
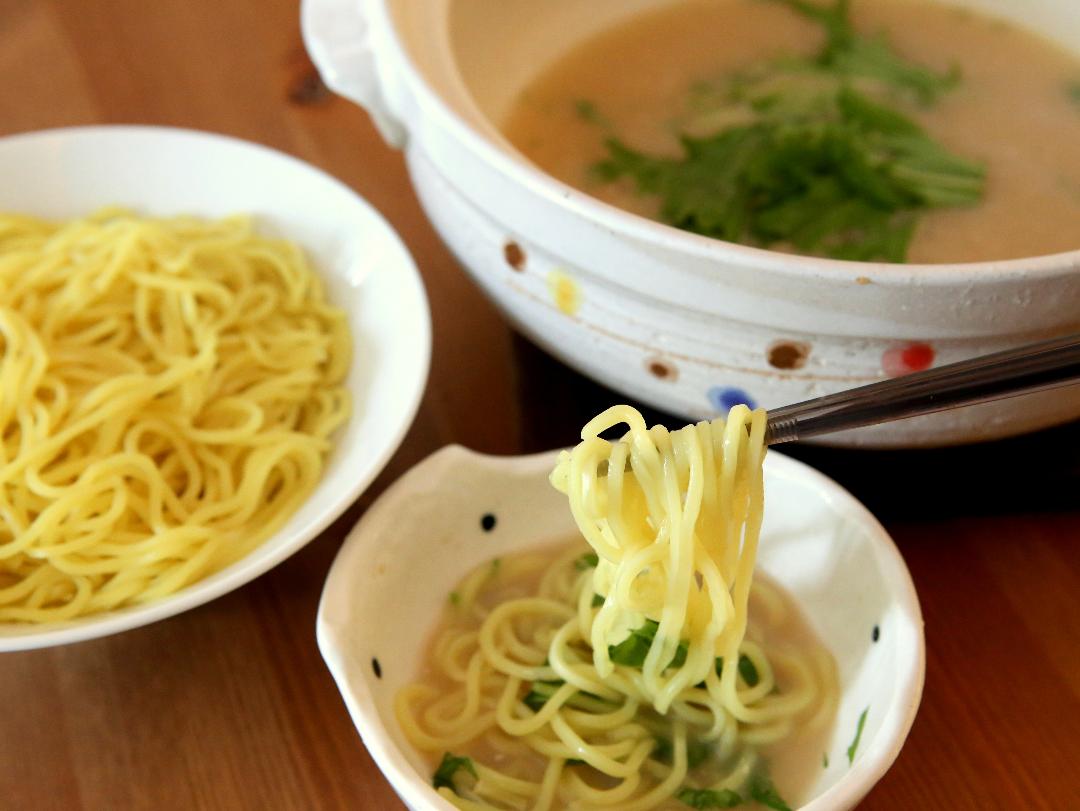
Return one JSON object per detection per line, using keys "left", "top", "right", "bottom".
{"left": 576, "top": 552, "right": 600, "bottom": 570}
{"left": 774, "top": 0, "right": 959, "bottom": 105}
{"left": 847, "top": 706, "right": 869, "bottom": 764}
{"left": 592, "top": 593, "right": 605, "bottom": 607}
{"left": 588, "top": 0, "right": 983, "bottom": 262}
{"left": 1068, "top": 80, "right": 1080, "bottom": 109}
{"left": 448, "top": 591, "right": 461, "bottom": 606}
{"left": 714, "top": 653, "right": 760, "bottom": 687}
{"left": 823, "top": 751, "right": 830, "bottom": 768}
{"left": 652, "top": 736, "right": 674, "bottom": 764}
{"left": 574, "top": 99, "right": 612, "bottom": 128}
{"left": 522, "top": 679, "right": 564, "bottom": 712}
{"left": 738, "top": 654, "right": 760, "bottom": 687}
{"left": 608, "top": 619, "right": 688, "bottom": 669}
{"left": 433, "top": 752, "right": 477, "bottom": 793}
{"left": 677, "top": 787, "right": 743, "bottom": 808}
{"left": 522, "top": 679, "right": 614, "bottom": 713}
{"left": 687, "top": 739, "right": 712, "bottom": 770}
{"left": 748, "top": 771, "right": 792, "bottom": 811}
{"left": 654, "top": 736, "right": 713, "bottom": 770}
{"left": 490, "top": 558, "right": 501, "bottom": 576}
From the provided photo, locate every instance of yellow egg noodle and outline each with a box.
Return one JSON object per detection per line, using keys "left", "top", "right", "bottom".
{"left": 0, "top": 209, "right": 351, "bottom": 622}
{"left": 396, "top": 406, "right": 837, "bottom": 810}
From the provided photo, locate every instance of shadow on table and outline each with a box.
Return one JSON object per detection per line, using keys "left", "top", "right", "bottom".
{"left": 509, "top": 335, "right": 1080, "bottom": 522}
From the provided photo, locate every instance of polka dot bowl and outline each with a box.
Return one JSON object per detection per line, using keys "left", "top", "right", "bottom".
{"left": 316, "top": 445, "right": 925, "bottom": 809}
{"left": 304, "top": 0, "right": 1080, "bottom": 447}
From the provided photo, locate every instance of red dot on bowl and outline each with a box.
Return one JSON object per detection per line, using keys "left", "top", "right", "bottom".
{"left": 882, "top": 343, "right": 935, "bottom": 377}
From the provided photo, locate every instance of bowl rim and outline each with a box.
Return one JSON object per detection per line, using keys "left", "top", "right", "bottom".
{"left": 370, "top": 0, "right": 1080, "bottom": 284}
{"left": 0, "top": 124, "right": 433, "bottom": 651}
{"left": 317, "top": 444, "right": 926, "bottom": 811}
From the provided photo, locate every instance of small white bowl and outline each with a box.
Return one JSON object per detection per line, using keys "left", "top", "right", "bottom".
{"left": 318, "top": 446, "right": 925, "bottom": 811}
{"left": 0, "top": 126, "right": 431, "bottom": 651}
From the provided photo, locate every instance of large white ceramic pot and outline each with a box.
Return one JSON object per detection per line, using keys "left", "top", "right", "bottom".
{"left": 303, "top": 0, "right": 1080, "bottom": 447}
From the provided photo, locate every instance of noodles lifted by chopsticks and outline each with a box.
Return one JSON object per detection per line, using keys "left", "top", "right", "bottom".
{"left": 396, "top": 406, "right": 837, "bottom": 810}
{"left": 0, "top": 209, "right": 351, "bottom": 622}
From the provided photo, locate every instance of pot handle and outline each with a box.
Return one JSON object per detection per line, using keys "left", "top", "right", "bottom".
{"left": 301, "top": 0, "right": 407, "bottom": 147}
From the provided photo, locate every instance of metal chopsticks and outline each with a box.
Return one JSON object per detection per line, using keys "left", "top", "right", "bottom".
{"left": 765, "top": 333, "right": 1080, "bottom": 444}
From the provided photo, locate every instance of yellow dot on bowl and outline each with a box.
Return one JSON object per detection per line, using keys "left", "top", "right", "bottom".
{"left": 547, "top": 269, "right": 581, "bottom": 316}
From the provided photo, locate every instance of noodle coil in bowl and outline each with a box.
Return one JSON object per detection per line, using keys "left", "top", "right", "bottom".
{"left": 0, "top": 126, "right": 431, "bottom": 650}
{"left": 318, "top": 435, "right": 924, "bottom": 810}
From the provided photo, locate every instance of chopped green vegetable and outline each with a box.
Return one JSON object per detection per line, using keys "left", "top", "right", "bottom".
{"left": 1068, "top": 80, "right": 1080, "bottom": 109}
{"left": 433, "top": 752, "right": 477, "bottom": 793}
{"left": 576, "top": 552, "right": 600, "bottom": 570}
{"left": 714, "top": 653, "right": 761, "bottom": 687}
{"left": 608, "top": 619, "right": 688, "bottom": 669}
{"left": 823, "top": 751, "right": 830, "bottom": 768}
{"left": 574, "top": 99, "right": 611, "bottom": 128}
{"left": 448, "top": 591, "right": 461, "bottom": 606}
{"left": 589, "top": 0, "right": 983, "bottom": 262}
{"left": 522, "top": 679, "right": 564, "bottom": 712}
{"left": 737, "top": 654, "right": 760, "bottom": 687}
{"left": 687, "top": 739, "right": 712, "bottom": 770}
{"left": 749, "top": 771, "right": 792, "bottom": 811}
{"left": 677, "top": 787, "right": 743, "bottom": 808}
{"left": 774, "top": 0, "right": 959, "bottom": 105}
{"left": 592, "top": 593, "right": 605, "bottom": 607}
{"left": 522, "top": 679, "right": 614, "bottom": 713}
{"left": 654, "top": 736, "right": 713, "bottom": 770}
{"left": 847, "top": 706, "right": 869, "bottom": 764}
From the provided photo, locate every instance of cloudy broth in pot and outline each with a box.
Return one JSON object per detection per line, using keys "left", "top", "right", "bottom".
{"left": 502, "top": 0, "right": 1080, "bottom": 264}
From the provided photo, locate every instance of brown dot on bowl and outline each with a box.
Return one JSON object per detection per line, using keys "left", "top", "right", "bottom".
{"left": 287, "top": 70, "right": 331, "bottom": 106}
{"left": 855, "top": 276, "right": 872, "bottom": 285}
{"left": 767, "top": 341, "right": 810, "bottom": 370}
{"left": 645, "top": 357, "right": 679, "bottom": 382}
{"left": 503, "top": 241, "right": 526, "bottom": 271}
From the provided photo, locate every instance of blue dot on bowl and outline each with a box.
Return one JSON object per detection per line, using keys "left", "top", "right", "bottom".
{"left": 707, "top": 386, "right": 757, "bottom": 412}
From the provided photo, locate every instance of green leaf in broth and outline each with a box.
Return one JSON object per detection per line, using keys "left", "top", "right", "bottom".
{"left": 676, "top": 786, "right": 743, "bottom": 808}
{"left": 432, "top": 752, "right": 477, "bottom": 793}
{"left": 748, "top": 770, "right": 792, "bottom": 811}
{"left": 575, "top": 552, "right": 600, "bottom": 570}
{"left": 1067, "top": 80, "right": 1080, "bottom": 109}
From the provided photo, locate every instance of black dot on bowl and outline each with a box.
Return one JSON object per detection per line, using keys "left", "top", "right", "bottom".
{"left": 645, "top": 356, "right": 679, "bottom": 382}
{"left": 872, "top": 625, "right": 880, "bottom": 643}
{"left": 372, "top": 657, "right": 382, "bottom": 679}
{"left": 767, "top": 340, "right": 810, "bottom": 371}
{"left": 481, "top": 513, "right": 497, "bottom": 532}
{"left": 503, "top": 241, "right": 526, "bottom": 271}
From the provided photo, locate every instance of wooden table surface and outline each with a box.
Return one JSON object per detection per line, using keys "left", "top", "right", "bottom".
{"left": 2, "top": 1, "right": 1078, "bottom": 809}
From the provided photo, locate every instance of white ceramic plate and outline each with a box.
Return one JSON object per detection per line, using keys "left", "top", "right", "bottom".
{"left": 0, "top": 126, "right": 431, "bottom": 651}
{"left": 318, "top": 446, "right": 925, "bottom": 811}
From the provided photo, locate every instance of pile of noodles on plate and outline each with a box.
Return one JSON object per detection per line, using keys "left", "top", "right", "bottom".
{"left": 0, "top": 209, "right": 351, "bottom": 623}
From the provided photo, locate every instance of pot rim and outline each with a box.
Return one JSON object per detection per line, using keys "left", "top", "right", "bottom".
{"left": 373, "top": 0, "right": 1080, "bottom": 287}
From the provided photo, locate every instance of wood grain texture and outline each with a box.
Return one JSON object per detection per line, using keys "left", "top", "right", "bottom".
{"left": 1, "top": 1, "right": 1078, "bottom": 809}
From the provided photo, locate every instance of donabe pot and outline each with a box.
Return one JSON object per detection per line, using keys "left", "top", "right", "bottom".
{"left": 304, "top": 0, "right": 1080, "bottom": 447}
